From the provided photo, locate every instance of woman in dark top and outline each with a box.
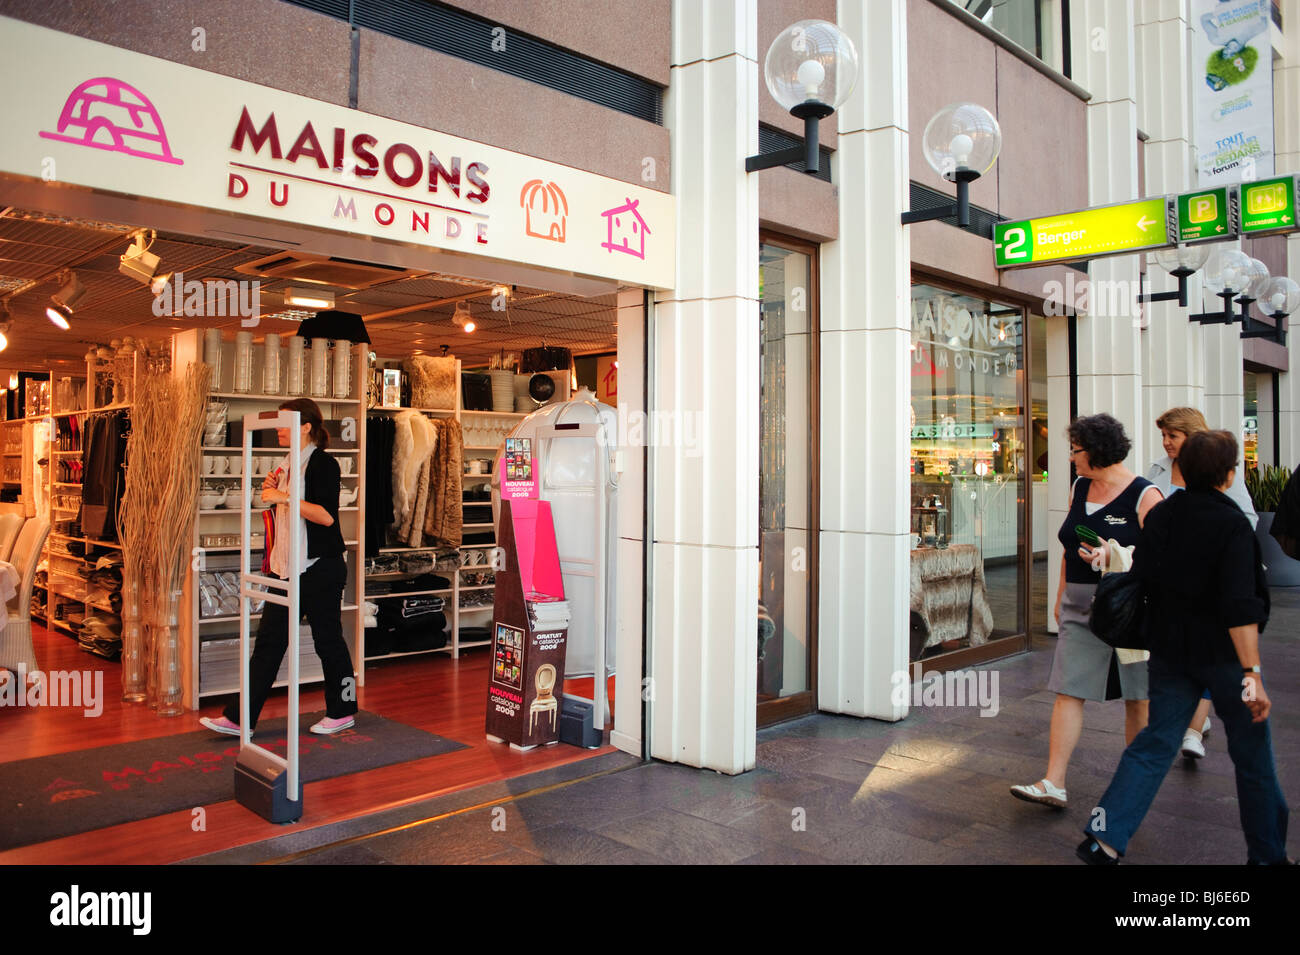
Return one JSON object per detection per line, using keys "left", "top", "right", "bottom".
{"left": 200, "top": 398, "right": 357, "bottom": 737}
{"left": 1011, "top": 414, "right": 1161, "bottom": 809}
{"left": 1078, "top": 430, "right": 1290, "bottom": 864}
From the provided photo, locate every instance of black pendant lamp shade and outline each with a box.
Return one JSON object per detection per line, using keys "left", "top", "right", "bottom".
{"left": 295, "top": 309, "right": 371, "bottom": 344}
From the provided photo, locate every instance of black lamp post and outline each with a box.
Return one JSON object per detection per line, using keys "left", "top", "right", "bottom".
{"left": 1190, "top": 248, "right": 1251, "bottom": 324}
{"left": 901, "top": 103, "right": 1001, "bottom": 229}
{"left": 1242, "top": 276, "right": 1298, "bottom": 346}
{"left": 745, "top": 20, "right": 859, "bottom": 176}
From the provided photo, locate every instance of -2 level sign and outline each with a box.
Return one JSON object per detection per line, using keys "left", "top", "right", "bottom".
{"left": 993, "top": 198, "right": 1173, "bottom": 269}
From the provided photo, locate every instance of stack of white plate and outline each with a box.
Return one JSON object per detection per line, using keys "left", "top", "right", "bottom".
{"left": 514, "top": 373, "right": 532, "bottom": 398}
{"left": 515, "top": 395, "right": 538, "bottom": 414}
{"left": 490, "top": 370, "right": 514, "bottom": 412}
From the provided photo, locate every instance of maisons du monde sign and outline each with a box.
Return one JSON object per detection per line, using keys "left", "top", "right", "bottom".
{"left": 911, "top": 295, "right": 1019, "bottom": 377}
{"left": 0, "top": 16, "right": 675, "bottom": 289}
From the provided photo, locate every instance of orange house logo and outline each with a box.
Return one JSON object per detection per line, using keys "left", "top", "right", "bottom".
{"left": 520, "top": 179, "right": 568, "bottom": 242}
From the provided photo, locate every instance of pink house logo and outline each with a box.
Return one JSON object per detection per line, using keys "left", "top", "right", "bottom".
{"left": 600, "top": 198, "right": 649, "bottom": 259}
{"left": 40, "top": 77, "right": 183, "bottom": 165}
{"left": 520, "top": 179, "right": 568, "bottom": 242}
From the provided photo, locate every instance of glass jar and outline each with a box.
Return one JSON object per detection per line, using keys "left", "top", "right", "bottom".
{"left": 263, "top": 333, "right": 281, "bottom": 395}
{"left": 286, "top": 335, "right": 305, "bottom": 396}
{"left": 309, "top": 338, "right": 329, "bottom": 398}
{"left": 331, "top": 340, "right": 351, "bottom": 399}
{"left": 233, "top": 331, "right": 254, "bottom": 394}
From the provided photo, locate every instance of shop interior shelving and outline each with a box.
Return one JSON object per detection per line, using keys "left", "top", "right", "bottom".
{"left": 179, "top": 331, "right": 367, "bottom": 710}
{"left": 42, "top": 352, "right": 134, "bottom": 640}
{"left": 363, "top": 361, "right": 524, "bottom": 668}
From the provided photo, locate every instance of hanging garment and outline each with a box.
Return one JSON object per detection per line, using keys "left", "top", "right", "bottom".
{"left": 423, "top": 418, "right": 463, "bottom": 549}
{"left": 364, "top": 414, "right": 396, "bottom": 557}
{"left": 391, "top": 411, "right": 436, "bottom": 531}
{"left": 404, "top": 455, "right": 433, "bottom": 548}
{"left": 80, "top": 410, "right": 129, "bottom": 540}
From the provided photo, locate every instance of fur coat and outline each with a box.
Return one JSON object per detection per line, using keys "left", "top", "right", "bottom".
{"left": 392, "top": 411, "right": 436, "bottom": 531}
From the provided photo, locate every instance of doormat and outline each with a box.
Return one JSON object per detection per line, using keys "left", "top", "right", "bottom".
{"left": 0, "top": 711, "right": 467, "bottom": 851}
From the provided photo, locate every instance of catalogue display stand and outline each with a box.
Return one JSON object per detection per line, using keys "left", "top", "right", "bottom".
{"left": 484, "top": 498, "right": 570, "bottom": 750}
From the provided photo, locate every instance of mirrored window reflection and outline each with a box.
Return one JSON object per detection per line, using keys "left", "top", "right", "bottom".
{"left": 758, "top": 243, "right": 811, "bottom": 702}
{"left": 908, "top": 285, "right": 1025, "bottom": 661}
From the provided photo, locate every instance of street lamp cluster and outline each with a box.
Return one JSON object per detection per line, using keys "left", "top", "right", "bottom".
{"left": 750, "top": 19, "right": 1296, "bottom": 347}
{"left": 1158, "top": 246, "right": 1297, "bottom": 345}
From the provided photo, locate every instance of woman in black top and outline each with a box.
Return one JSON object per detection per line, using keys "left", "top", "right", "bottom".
{"left": 1078, "top": 431, "right": 1290, "bottom": 864}
{"left": 1011, "top": 414, "right": 1161, "bottom": 809}
{"left": 200, "top": 398, "right": 357, "bottom": 737}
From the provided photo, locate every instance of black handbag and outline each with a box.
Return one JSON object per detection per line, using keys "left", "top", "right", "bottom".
{"left": 1088, "top": 571, "right": 1148, "bottom": 650}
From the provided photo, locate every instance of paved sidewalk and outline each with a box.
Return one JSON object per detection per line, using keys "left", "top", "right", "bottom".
{"left": 201, "top": 590, "right": 1299, "bottom": 865}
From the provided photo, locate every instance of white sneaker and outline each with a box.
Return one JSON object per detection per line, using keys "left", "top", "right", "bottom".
{"left": 1181, "top": 730, "right": 1205, "bottom": 759}
{"left": 1201, "top": 716, "right": 1212, "bottom": 739}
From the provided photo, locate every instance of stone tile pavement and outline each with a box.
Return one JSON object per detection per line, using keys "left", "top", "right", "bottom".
{"left": 195, "top": 590, "right": 1299, "bottom": 865}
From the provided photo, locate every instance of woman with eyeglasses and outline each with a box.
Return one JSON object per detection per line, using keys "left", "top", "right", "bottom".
{"left": 1146, "top": 407, "right": 1257, "bottom": 761}
{"left": 1010, "top": 413, "right": 1162, "bottom": 809}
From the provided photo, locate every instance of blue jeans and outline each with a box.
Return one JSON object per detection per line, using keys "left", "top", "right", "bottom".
{"left": 1084, "top": 653, "right": 1289, "bottom": 863}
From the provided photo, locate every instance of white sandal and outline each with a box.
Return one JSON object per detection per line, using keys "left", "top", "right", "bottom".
{"left": 1009, "top": 779, "right": 1068, "bottom": 808}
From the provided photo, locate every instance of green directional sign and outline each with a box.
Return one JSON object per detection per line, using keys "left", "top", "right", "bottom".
{"left": 1176, "top": 187, "right": 1230, "bottom": 242}
{"left": 1239, "top": 175, "right": 1298, "bottom": 235}
{"left": 993, "top": 198, "right": 1171, "bottom": 269}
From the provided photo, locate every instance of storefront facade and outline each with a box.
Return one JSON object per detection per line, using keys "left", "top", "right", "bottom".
{"left": 3, "top": 0, "right": 1300, "bottom": 789}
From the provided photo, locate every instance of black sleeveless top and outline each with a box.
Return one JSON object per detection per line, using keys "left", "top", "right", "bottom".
{"left": 1058, "top": 476, "right": 1156, "bottom": 584}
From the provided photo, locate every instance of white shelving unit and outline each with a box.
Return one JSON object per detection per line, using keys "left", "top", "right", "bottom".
{"left": 178, "top": 330, "right": 369, "bottom": 709}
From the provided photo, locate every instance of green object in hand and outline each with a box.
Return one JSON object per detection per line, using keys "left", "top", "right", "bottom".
{"left": 1075, "top": 524, "right": 1102, "bottom": 547}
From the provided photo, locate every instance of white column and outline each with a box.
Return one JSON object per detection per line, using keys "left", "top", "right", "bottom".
{"left": 818, "top": 0, "right": 910, "bottom": 719}
{"left": 1136, "top": 0, "right": 1205, "bottom": 455}
{"left": 613, "top": 288, "right": 646, "bottom": 757}
{"left": 1272, "top": 0, "right": 1300, "bottom": 465}
{"left": 1070, "top": 0, "right": 1145, "bottom": 465}
{"left": 649, "top": 0, "right": 759, "bottom": 773}
{"left": 1045, "top": 1, "right": 1146, "bottom": 629}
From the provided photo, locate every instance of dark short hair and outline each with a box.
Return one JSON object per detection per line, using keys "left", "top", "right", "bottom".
{"left": 1067, "top": 413, "right": 1131, "bottom": 468}
{"left": 1179, "top": 430, "right": 1237, "bottom": 491}
{"left": 278, "top": 397, "right": 330, "bottom": 450}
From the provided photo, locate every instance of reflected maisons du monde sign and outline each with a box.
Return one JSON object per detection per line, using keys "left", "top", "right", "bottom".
{"left": 911, "top": 294, "right": 1020, "bottom": 378}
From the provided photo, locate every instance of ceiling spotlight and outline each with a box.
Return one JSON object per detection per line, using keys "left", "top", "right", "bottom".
{"left": 452, "top": 300, "right": 476, "bottom": 333}
{"left": 52, "top": 271, "right": 86, "bottom": 310}
{"left": 283, "top": 287, "right": 336, "bottom": 309}
{"left": 492, "top": 284, "right": 511, "bottom": 300}
{"left": 46, "top": 304, "right": 71, "bottom": 329}
{"left": 119, "top": 229, "right": 160, "bottom": 283}
{"left": 150, "top": 271, "right": 173, "bottom": 296}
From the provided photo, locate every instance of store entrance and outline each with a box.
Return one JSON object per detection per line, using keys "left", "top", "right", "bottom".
{"left": 0, "top": 205, "right": 636, "bottom": 862}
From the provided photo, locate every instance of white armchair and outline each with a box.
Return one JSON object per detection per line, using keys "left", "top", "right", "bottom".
{"left": 0, "top": 518, "right": 50, "bottom": 675}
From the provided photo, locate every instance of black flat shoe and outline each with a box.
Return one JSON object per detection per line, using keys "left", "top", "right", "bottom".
{"left": 1076, "top": 836, "right": 1119, "bottom": 865}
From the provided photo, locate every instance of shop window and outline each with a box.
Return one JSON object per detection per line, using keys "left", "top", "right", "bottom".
{"left": 758, "top": 240, "right": 815, "bottom": 717}
{"left": 909, "top": 285, "right": 1026, "bottom": 661}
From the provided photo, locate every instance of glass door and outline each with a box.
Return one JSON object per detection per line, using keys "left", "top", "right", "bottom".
{"left": 757, "top": 236, "right": 818, "bottom": 725}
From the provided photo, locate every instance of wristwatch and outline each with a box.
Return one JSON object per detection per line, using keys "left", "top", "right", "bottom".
{"left": 1243, "top": 665, "right": 1261, "bottom": 674}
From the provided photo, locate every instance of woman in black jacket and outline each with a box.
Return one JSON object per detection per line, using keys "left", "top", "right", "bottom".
{"left": 200, "top": 398, "right": 357, "bottom": 737}
{"left": 1077, "top": 430, "right": 1291, "bottom": 864}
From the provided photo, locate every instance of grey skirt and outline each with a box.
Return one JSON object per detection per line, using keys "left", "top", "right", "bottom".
{"left": 1048, "top": 582, "right": 1148, "bottom": 701}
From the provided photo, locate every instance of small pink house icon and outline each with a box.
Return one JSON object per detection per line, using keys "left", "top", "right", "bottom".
{"left": 600, "top": 198, "right": 650, "bottom": 259}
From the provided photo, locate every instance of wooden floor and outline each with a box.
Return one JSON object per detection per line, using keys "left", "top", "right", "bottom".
{"left": 0, "top": 623, "right": 616, "bottom": 864}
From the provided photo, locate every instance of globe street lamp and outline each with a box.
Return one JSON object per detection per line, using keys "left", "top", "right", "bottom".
{"left": 1192, "top": 247, "right": 1252, "bottom": 324}
{"left": 745, "top": 20, "right": 859, "bottom": 175}
{"left": 1242, "top": 275, "right": 1299, "bottom": 345}
{"left": 1141, "top": 243, "right": 1211, "bottom": 309}
{"left": 901, "top": 103, "right": 1001, "bottom": 229}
